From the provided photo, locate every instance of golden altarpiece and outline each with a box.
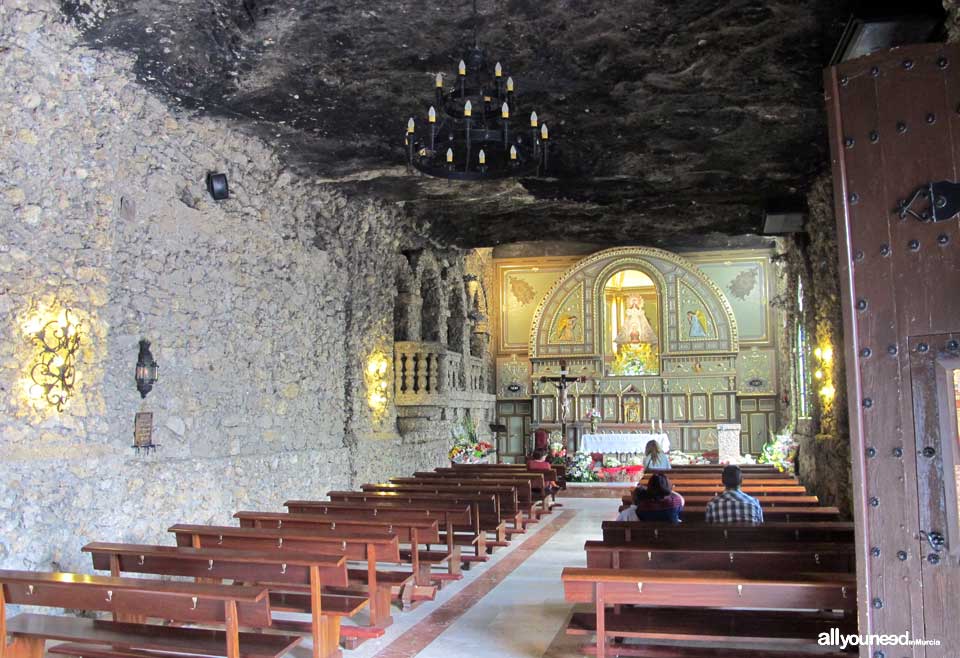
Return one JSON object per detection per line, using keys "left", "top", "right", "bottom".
{"left": 524, "top": 247, "right": 742, "bottom": 453}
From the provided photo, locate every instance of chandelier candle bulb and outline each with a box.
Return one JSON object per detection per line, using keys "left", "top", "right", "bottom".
{"left": 479, "top": 149, "right": 486, "bottom": 165}
{"left": 435, "top": 72, "right": 443, "bottom": 87}
{"left": 507, "top": 76, "right": 514, "bottom": 92}
{"left": 495, "top": 62, "right": 502, "bottom": 77}
{"left": 501, "top": 102, "right": 509, "bottom": 119}
{"left": 407, "top": 117, "right": 415, "bottom": 134}
{"left": 446, "top": 147, "right": 454, "bottom": 163}
{"left": 541, "top": 123, "right": 549, "bottom": 140}
{"left": 530, "top": 110, "right": 538, "bottom": 127}
{"left": 428, "top": 106, "right": 436, "bottom": 123}
{"left": 464, "top": 100, "right": 472, "bottom": 117}
{"left": 510, "top": 145, "right": 518, "bottom": 160}
{"left": 458, "top": 59, "right": 466, "bottom": 76}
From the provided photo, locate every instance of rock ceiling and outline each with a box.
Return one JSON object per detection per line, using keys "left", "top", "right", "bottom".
{"left": 66, "top": 0, "right": 860, "bottom": 247}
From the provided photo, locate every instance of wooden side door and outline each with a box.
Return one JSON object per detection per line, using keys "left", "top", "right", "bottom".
{"left": 826, "top": 43, "right": 960, "bottom": 656}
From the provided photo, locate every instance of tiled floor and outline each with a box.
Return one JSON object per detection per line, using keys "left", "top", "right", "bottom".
{"left": 293, "top": 498, "right": 616, "bottom": 658}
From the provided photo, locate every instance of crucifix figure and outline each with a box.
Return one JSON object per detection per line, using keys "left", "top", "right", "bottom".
{"left": 539, "top": 359, "right": 586, "bottom": 451}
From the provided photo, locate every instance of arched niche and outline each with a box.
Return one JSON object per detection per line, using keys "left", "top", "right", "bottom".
{"left": 529, "top": 247, "right": 739, "bottom": 360}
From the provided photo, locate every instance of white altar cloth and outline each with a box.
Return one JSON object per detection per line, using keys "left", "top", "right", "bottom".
{"left": 581, "top": 432, "right": 671, "bottom": 454}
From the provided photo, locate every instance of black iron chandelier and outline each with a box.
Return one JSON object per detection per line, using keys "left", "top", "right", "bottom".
{"left": 405, "top": 2, "right": 551, "bottom": 180}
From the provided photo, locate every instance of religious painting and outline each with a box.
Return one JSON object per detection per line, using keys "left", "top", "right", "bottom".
{"left": 547, "top": 283, "right": 585, "bottom": 344}
{"left": 602, "top": 269, "right": 660, "bottom": 376}
{"left": 691, "top": 255, "right": 770, "bottom": 344}
{"left": 496, "top": 258, "right": 580, "bottom": 352}
{"left": 677, "top": 280, "right": 717, "bottom": 341}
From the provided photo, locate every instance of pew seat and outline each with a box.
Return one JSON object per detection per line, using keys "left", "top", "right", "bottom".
{"left": 566, "top": 608, "right": 856, "bottom": 657}
{"left": 15, "top": 617, "right": 296, "bottom": 658}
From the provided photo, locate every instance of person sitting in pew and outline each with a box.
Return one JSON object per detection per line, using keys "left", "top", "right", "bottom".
{"left": 642, "top": 439, "right": 671, "bottom": 470}
{"left": 705, "top": 464, "right": 764, "bottom": 524}
{"left": 616, "top": 474, "right": 685, "bottom": 523}
{"left": 526, "top": 448, "right": 560, "bottom": 495}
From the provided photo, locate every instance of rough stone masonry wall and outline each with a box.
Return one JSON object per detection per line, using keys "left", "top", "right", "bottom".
{"left": 0, "top": 0, "right": 469, "bottom": 572}
{"left": 776, "top": 174, "right": 853, "bottom": 517}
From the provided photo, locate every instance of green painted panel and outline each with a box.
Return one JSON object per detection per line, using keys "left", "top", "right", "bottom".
{"left": 696, "top": 260, "right": 769, "bottom": 342}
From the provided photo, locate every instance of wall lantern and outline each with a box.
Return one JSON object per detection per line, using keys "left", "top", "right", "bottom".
{"left": 365, "top": 352, "right": 390, "bottom": 419}
{"left": 27, "top": 307, "right": 82, "bottom": 412}
{"left": 814, "top": 344, "right": 835, "bottom": 400}
{"left": 135, "top": 339, "right": 159, "bottom": 398}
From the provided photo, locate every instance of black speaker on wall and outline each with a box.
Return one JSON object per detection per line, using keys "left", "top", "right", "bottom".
{"left": 206, "top": 172, "right": 229, "bottom": 200}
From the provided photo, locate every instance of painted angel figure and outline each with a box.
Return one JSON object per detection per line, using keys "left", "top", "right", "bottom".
{"left": 555, "top": 315, "right": 578, "bottom": 342}
{"left": 687, "top": 310, "right": 709, "bottom": 337}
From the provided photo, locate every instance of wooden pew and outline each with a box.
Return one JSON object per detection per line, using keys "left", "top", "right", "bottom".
{"left": 234, "top": 511, "right": 445, "bottom": 589}
{"left": 168, "top": 524, "right": 402, "bottom": 633}
{"left": 414, "top": 470, "right": 554, "bottom": 519}
{"left": 390, "top": 476, "right": 539, "bottom": 530}
{"left": 82, "top": 543, "right": 356, "bottom": 658}
{"left": 619, "top": 494, "right": 820, "bottom": 508}
{"left": 643, "top": 470, "right": 795, "bottom": 480}
{"left": 679, "top": 505, "right": 842, "bottom": 522}
{"left": 284, "top": 499, "right": 468, "bottom": 578}
{"left": 0, "top": 570, "right": 299, "bottom": 658}
{"left": 601, "top": 521, "right": 856, "bottom": 545}
{"left": 562, "top": 567, "right": 857, "bottom": 658}
{"left": 584, "top": 540, "right": 855, "bottom": 575}
{"left": 621, "top": 485, "right": 811, "bottom": 507}
{"left": 640, "top": 477, "right": 801, "bottom": 486}
{"left": 450, "top": 461, "right": 567, "bottom": 488}
{"left": 325, "top": 491, "right": 497, "bottom": 563}
{"left": 357, "top": 484, "right": 516, "bottom": 548}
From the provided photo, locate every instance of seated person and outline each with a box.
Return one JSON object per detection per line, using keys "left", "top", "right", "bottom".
{"left": 642, "top": 439, "right": 671, "bottom": 470}
{"left": 526, "top": 448, "right": 559, "bottom": 494}
{"left": 616, "top": 474, "right": 685, "bottom": 523}
{"left": 705, "top": 465, "right": 764, "bottom": 524}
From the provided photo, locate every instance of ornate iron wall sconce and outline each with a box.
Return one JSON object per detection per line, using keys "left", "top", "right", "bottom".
{"left": 28, "top": 308, "right": 82, "bottom": 412}
{"left": 135, "top": 339, "right": 159, "bottom": 398}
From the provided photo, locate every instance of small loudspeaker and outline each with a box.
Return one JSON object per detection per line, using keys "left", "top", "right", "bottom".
{"left": 206, "top": 172, "right": 229, "bottom": 200}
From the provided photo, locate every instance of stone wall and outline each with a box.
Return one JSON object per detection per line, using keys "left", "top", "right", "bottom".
{"left": 776, "top": 174, "right": 853, "bottom": 517}
{"left": 0, "top": 0, "right": 492, "bottom": 572}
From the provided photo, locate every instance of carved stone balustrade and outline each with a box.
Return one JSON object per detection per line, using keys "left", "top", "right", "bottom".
{"left": 394, "top": 341, "right": 494, "bottom": 420}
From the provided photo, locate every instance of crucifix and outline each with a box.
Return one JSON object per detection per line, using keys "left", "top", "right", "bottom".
{"left": 539, "top": 359, "right": 586, "bottom": 451}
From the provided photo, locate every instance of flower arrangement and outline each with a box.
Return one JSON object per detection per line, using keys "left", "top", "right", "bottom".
{"left": 626, "top": 454, "right": 644, "bottom": 466}
{"left": 584, "top": 407, "right": 601, "bottom": 432}
{"left": 668, "top": 450, "right": 710, "bottom": 465}
{"left": 566, "top": 451, "right": 599, "bottom": 482}
{"left": 602, "top": 455, "right": 622, "bottom": 468}
{"left": 757, "top": 431, "right": 798, "bottom": 472}
{"left": 548, "top": 441, "right": 567, "bottom": 465}
{"left": 448, "top": 416, "right": 494, "bottom": 464}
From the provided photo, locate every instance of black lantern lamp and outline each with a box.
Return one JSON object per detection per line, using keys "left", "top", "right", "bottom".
{"left": 135, "top": 339, "right": 159, "bottom": 398}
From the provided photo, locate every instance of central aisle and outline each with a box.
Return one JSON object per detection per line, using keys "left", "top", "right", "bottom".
{"left": 344, "top": 497, "right": 615, "bottom": 658}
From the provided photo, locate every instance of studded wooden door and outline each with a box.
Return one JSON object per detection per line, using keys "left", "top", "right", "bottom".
{"left": 826, "top": 44, "right": 960, "bottom": 656}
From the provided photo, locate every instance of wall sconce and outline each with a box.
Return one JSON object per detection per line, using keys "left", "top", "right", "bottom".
{"left": 27, "top": 307, "right": 82, "bottom": 412}
{"left": 135, "top": 339, "right": 159, "bottom": 398}
{"left": 814, "top": 344, "right": 835, "bottom": 400}
{"left": 365, "top": 352, "right": 390, "bottom": 419}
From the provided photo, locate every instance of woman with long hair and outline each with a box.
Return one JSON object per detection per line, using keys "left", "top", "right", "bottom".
{"left": 616, "top": 474, "right": 684, "bottom": 523}
{"left": 642, "top": 438, "right": 670, "bottom": 470}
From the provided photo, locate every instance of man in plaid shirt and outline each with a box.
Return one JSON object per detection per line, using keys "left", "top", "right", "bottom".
{"left": 705, "top": 465, "right": 764, "bottom": 524}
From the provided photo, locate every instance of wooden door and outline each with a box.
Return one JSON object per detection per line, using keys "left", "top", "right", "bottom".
{"left": 826, "top": 44, "right": 960, "bottom": 655}
{"left": 496, "top": 400, "right": 532, "bottom": 463}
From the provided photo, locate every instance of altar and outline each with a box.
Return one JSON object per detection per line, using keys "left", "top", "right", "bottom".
{"left": 581, "top": 432, "right": 670, "bottom": 455}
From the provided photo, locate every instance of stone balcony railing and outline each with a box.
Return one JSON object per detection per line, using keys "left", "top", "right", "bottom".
{"left": 395, "top": 341, "right": 487, "bottom": 406}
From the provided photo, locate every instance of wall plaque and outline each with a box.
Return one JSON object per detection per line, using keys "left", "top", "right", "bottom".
{"left": 133, "top": 411, "right": 155, "bottom": 449}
